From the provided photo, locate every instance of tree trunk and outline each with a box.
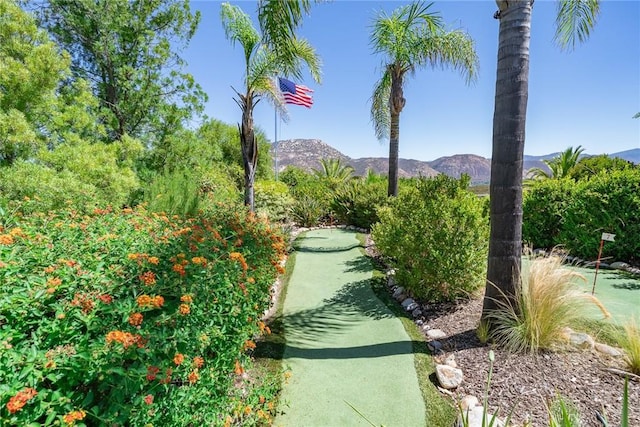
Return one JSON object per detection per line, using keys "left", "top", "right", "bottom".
{"left": 388, "top": 68, "right": 405, "bottom": 197}
{"left": 483, "top": 0, "right": 532, "bottom": 322}
{"left": 240, "top": 93, "right": 258, "bottom": 212}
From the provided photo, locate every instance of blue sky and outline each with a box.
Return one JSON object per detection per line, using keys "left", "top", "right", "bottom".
{"left": 185, "top": 1, "right": 640, "bottom": 161}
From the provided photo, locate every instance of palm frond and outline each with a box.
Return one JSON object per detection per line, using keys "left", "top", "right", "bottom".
{"left": 258, "top": 0, "right": 311, "bottom": 46}
{"left": 554, "top": 0, "right": 600, "bottom": 51}
{"left": 370, "top": 70, "right": 391, "bottom": 141}
{"left": 415, "top": 30, "right": 479, "bottom": 84}
{"left": 220, "top": 3, "right": 260, "bottom": 68}
{"left": 279, "top": 37, "right": 322, "bottom": 83}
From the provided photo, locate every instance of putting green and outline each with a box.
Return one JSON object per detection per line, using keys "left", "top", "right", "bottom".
{"left": 274, "top": 228, "right": 426, "bottom": 427}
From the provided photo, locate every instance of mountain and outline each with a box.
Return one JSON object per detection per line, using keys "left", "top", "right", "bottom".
{"left": 271, "top": 139, "right": 639, "bottom": 184}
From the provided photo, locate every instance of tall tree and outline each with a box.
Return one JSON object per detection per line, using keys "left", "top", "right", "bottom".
{"left": 34, "top": 0, "right": 205, "bottom": 143}
{"left": 483, "top": 0, "right": 600, "bottom": 321}
{"left": 370, "top": 1, "right": 478, "bottom": 197}
{"left": 527, "top": 145, "right": 585, "bottom": 179}
{"left": 221, "top": 2, "right": 320, "bottom": 211}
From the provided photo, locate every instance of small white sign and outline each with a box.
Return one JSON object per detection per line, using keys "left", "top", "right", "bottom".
{"left": 601, "top": 233, "right": 616, "bottom": 242}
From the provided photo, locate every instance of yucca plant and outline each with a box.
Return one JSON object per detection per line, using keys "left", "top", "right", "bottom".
{"left": 486, "top": 256, "right": 610, "bottom": 353}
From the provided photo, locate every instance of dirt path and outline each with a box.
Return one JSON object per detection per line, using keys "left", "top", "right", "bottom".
{"left": 274, "top": 228, "right": 426, "bottom": 427}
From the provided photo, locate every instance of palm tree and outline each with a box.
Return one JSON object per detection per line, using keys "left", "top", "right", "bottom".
{"left": 370, "top": 1, "right": 479, "bottom": 197}
{"left": 527, "top": 145, "right": 585, "bottom": 179}
{"left": 483, "top": 0, "right": 600, "bottom": 322}
{"left": 220, "top": 2, "right": 320, "bottom": 211}
{"left": 312, "top": 158, "right": 355, "bottom": 190}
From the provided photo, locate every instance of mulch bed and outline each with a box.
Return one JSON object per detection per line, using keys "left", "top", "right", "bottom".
{"left": 423, "top": 297, "right": 639, "bottom": 426}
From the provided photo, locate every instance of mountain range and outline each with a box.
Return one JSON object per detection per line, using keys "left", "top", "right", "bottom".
{"left": 271, "top": 139, "right": 640, "bottom": 184}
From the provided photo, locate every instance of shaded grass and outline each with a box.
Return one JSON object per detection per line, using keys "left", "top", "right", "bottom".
{"left": 370, "top": 269, "right": 457, "bottom": 426}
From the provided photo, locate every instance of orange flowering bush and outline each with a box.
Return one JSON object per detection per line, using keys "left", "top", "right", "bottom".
{"left": 0, "top": 203, "right": 287, "bottom": 425}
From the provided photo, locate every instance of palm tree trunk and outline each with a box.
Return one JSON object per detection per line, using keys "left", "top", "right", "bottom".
{"left": 388, "top": 70, "right": 405, "bottom": 197}
{"left": 483, "top": 0, "right": 532, "bottom": 322}
{"left": 240, "top": 94, "right": 258, "bottom": 211}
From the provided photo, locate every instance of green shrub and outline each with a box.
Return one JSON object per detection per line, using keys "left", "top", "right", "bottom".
{"left": 280, "top": 166, "right": 334, "bottom": 225}
{"left": 331, "top": 178, "right": 388, "bottom": 229}
{"left": 144, "top": 168, "right": 203, "bottom": 217}
{"left": 523, "top": 178, "right": 576, "bottom": 249}
{"left": 255, "top": 180, "right": 294, "bottom": 223}
{"left": 372, "top": 175, "right": 488, "bottom": 302}
{"left": 559, "top": 169, "right": 640, "bottom": 261}
{"left": 290, "top": 195, "right": 327, "bottom": 227}
{"left": 0, "top": 204, "right": 286, "bottom": 425}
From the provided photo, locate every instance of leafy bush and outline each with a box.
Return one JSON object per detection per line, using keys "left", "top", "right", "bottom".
{"left": 144, "top": 168, "right": 203, "bottom": 217}
{"left": 290, "top": 195, "right": 327, "bottom": 227}
{"left": 372, "top": 175, "right": 488, "bottom": 302}
{"left": 280, "top": 166, "right": 334, "bottom": 225}
{"left": 331, "top": 178, "right": 388, "bottom": 229}
{"left": 254, "top": 180, "right": 294, "bottom": 223}
{"left": 486, "top": 256, "right": 609, "bottom": 353}
{"left": 559, "top": 169, "right": 640, "bottom": 261}
{"left": 0, "top": 204, "right": 286, "bottom": 425}
{"left": 522, "top": 178, "right": 576, "bottom": 249}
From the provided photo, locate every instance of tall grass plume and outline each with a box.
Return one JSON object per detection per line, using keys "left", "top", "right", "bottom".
{"left": 487, "top": 255, "right": 610, "bottom": 353}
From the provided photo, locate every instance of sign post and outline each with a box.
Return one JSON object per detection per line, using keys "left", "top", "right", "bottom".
{"left": 592, "top": 232, "right": 615, "bottom": 295}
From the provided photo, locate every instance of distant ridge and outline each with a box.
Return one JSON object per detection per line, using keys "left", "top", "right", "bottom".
{"left": 271, "top": 139, "right": 639, "bottom": 184}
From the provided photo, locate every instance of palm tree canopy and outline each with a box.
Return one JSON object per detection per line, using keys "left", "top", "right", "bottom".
{"left": 220, "top": 3, "right": 321, "bottom": 113}
{"left": 312, "top": 158, "right": 354, "bottom": 181}
{"left": 369, "top": 1, "right": 479, "bottom": 140}
{"left": 554, "top": 0, "right": 600, "bottom": 50}
{"left": 527, "top": 145, "right": 585, "bottom": 179}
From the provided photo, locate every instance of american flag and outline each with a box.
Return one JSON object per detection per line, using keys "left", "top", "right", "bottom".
{"left": 278, "top": 77, "right": 313, "bottom": 108}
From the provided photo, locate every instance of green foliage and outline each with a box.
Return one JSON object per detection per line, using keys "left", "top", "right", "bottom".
{"left": 144, "top": 169, "right": 203, "bottom": 217}
{"left": 312, "top": 158, "right": 354, "bottom": 190}
{"left": 547, "top": 395, "right": 581, "bottom": 427}
{"left": 569, "top": 154, "right": 637, "bottom": 181}
{"left": 280, "top": 166, "right": 334, "bottom": 224}
{"left": 372, "top": 175, "right": 488, "bottom": 302}
{"left": 522, "top": 178, "right": 576, "bottom": 249}
{"left": 38, "top": 0, "right": 206, "bottom": 143}
{"left": 559, "top": 168, "right": 640, "bottom": 261}
{"left": 527, "top": 146, "right": 585, "bottom": 180}
{"left": 255, "top": 180, "right": 294, "bottom": 222}
{"left": 618, "top": 317, "right": 640, "bottom": 375}
{"left": 331, "top": 178, "right": 388, "bottom": 229}
{"left": 0, "top": 205, "right": 286, "bottom": 425}
{"left": 290, "top": 196, "right": 327, "bottom": 227}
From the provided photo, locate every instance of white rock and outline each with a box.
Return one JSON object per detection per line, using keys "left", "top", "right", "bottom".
{"left": 444, "top": 355, "right": 457, "bottom": 368}
{"left": 595, "top": 342, "right": 623, "bottom": 357}
{"left": 460, "top": 406, "right": 505, "bottom": 427}
{"left": 568, "top": 332, "right": 595, "bottom": 350}
{"left": 426, "top": 329, "right": 447, "bottom": 340}
{"left": 436, "top": 364, "right": 463, "bottom": 389}
{"left": 610, "top": 261, "right": 630, "bottom": 270}
{"left": 460, "top": 395, "right": 479, "bottom": 411}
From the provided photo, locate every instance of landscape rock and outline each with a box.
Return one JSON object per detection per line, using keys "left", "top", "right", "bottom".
{"left": 386, "top": 276, "right": 395, "bottom": 288}
{"left": 610, "top": 261, "right": 629, "bottom": 270}
{"left": 428, "top": 340, "right": 444, "bottom": 353}
{"left": 568, "top": 332, "right": 595, "bottom": 350}
{"left": 411, "top": 308, "right": 422, "bottom": 318}
{"left": 401, "top": 298, "right": 416, "bottom": 310}
{"left": 595, "top": 342, "right": 623, "bottom": 357}
{"left": 435, "top": 364, "right": 463, "bottom": 389}
{"left": 392, "top": 287, "right": 405, "bottom": 300}
{"left": 459, "top": 406, "right": 505, "bottom": 427}
{"left": 426, "top": 329, "right": 447, "bottom": 340}
{"left": 460, "top": 395, "right": 479, "bottom": 410}
{"left": 444, "top": 355, "right": 457, "bottom": 368}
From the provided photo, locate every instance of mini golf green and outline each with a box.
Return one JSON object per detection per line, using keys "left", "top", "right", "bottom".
{"left": 274, "top": 228, "right": 426, "bottom": 427}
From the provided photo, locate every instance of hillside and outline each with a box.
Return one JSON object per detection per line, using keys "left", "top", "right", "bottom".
{"left": 271, "top": 139, "right": 639, "bottom": 184}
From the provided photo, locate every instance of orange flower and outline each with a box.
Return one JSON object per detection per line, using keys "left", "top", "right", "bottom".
{"left": 136, "top": 294, "right": 152, "bottom": 307}
{"left": 178, "top": 304, "right": 190, "bottom": 315}
{"left": 143, "top": 394, "right": 154, "bottom": 405}
{"left": 192, "top": 356, "right": 204, "bottom": 368}
{"left": 152, "top": 295, "right": 164, "bottom": 308}
{"left": 173, "top": 353, "right": 184, "bottom": 366}
{"left": 0, "top": 234, "right": 15, "bottom": 245}
{"left": 234, "top": 360, "right": 244, "bottom": 375}
{"left": 105, "top": 330, "right": 145, "bottom": 349}
{"left": 244, "top": 406, "right": 252, "bottom": 415}
{"left": 44, "top": 265, "right": 56, "bottom": 273}
{"left": 6, "top": 388, "right": 37, "bottom": 414}
{"left": 146, "top": 366, "right": 160, "bottom": 381}
{"left": 258, "top": 321, "right": 266, "bottom": 332}
{"left": 98, "top": 294, "right": 113, "bottom": 304}
{"left": 172, "top": 264, "right": 186, "bottom": 276}
{"left": 247, "top": 277, "right": 255, "bottom": 284}
{"left": 47, "top": 277, "right": 62, "bottom": 287}
{"left": 180, "top": 294, "right": 193, "bottom": 304}
{"left": 259, "top": 395, "right": 266, "bottom": 404}
{"left": 229, "top": 252, "right": 248, "bottom": 271}
{"left": 62, "top": 409, "right": 86, "bottom": 425}
{"left": 188, "top": 370, "right": 199, "bottom": 384}
{"left": 148, "top": 256, "right": 159, "bottom": 265}
{"left": 128, "top": 312, "right": 143, "bottom": 327}
{"left": 191, "top": 256, "right": 207, "bottom": 266}
{"left": 139, "top": 271, "right": 156, "bottom": 286}
{"left": 244, "top": 340, "right": 256, "bottom": 351}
